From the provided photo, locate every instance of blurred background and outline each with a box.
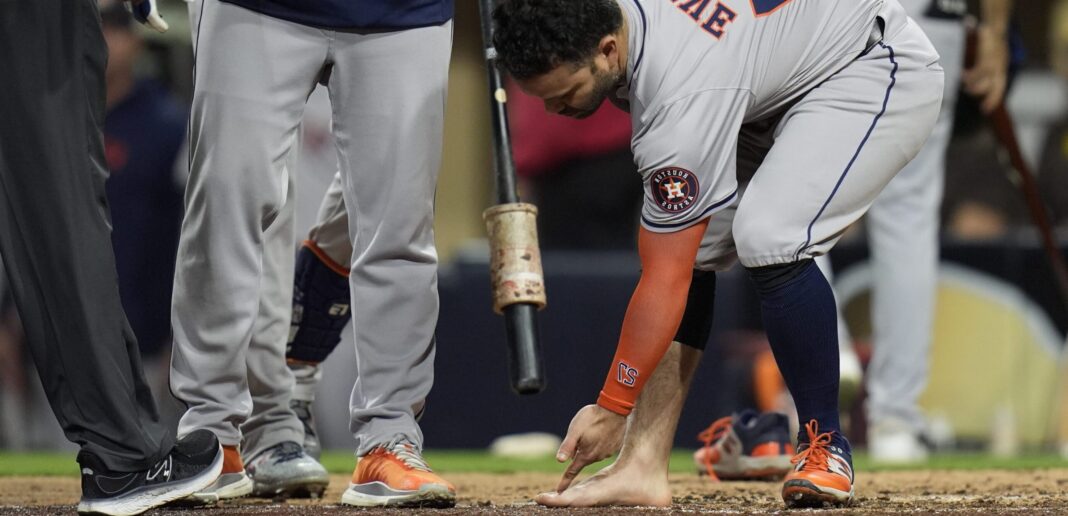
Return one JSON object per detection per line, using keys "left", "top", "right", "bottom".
{"left": 1, "top": 0, "right": 1067, "bottom": 460}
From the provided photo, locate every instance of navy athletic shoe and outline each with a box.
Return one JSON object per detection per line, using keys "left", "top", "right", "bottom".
{"left": 694, "top": 409, "right": 795, "bottom": 480}
{"left": 77, "top": 429, "right": 223, "bottom": 515}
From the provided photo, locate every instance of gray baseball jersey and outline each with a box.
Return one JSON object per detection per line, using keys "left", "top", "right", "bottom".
{"left": 615, "top": 0, "right": 944, "bottom": 268}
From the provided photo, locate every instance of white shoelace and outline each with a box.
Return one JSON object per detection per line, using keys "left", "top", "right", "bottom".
{"left": 384, "top": 436, "right": 432, "bottom": 472}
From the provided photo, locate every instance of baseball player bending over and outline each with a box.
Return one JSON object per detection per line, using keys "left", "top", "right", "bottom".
{"left": 171, "top": 0, "right": 456, "bottom": 507}
{"left": 492, "top": 0, "right": 942, "bottom": 507}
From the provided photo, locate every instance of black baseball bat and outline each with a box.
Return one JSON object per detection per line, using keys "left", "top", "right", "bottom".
{"left": 478, "top": 0, "right": 546, "bottom": 395}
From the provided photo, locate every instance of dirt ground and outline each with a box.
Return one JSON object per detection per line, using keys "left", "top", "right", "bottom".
{"left": 3, "top": 470, "right": 1068, "bottom": 514}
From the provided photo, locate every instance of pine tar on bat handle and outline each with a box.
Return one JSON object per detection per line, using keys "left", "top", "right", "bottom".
{"left": 478, "top": 0, "right": 546, "bottom": 395}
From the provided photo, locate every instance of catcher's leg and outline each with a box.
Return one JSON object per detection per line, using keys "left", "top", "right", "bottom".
{"left": 286, "top": 172, "right": 353, "bottom": 458}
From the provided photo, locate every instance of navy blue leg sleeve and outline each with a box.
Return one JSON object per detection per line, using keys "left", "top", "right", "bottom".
{"left": 747, "top": 259, "right": 851, "bottom": 458}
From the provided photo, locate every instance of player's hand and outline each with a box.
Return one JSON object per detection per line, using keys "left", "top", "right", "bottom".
{"left": 553, "top": 404, "right": 627, "bottom": 492}
{"left": 963, "top": 22, "right": 1009, "bottom": 113}
{"left": 126, "top": 0, "right": 169, "bottom": 33}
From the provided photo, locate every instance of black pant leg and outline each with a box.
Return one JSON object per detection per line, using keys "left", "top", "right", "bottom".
{"left": 0, "top": 0, "right": 173, "bottom": 471}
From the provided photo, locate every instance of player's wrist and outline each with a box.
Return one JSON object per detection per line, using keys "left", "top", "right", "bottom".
{"left": 979, "top": 20, "right": 1008, "bottom": 38}
{"left": 596, "top": 390, "right": 634, "bottom": 417}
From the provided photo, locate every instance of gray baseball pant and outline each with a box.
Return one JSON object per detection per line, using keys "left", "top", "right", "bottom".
{"left": 863, "top": 14, "right": 964, "bottom": 432}
{"left": 171, "top": 0, "right": 451, "bottom": 456}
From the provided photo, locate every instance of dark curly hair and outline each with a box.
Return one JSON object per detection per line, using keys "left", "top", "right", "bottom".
{"left": 493, "top": 0, "right": 624, "bottom": 80}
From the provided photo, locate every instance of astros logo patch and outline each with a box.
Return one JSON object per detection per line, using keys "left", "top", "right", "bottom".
{"left": 650, "top": 167, "right": 699, "bottom": 213}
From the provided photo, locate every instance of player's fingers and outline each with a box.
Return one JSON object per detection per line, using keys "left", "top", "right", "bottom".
{"left": 961, "top": 69, "right": 981, "bottom": 91}
{"left": 964, "top": 74, "right": 991, "bottom": 98}
{"left": 556, "top": 456, "right": 591, "bottom": 492}
{"left": 981, "top": 80, "right": 1006, "bottom": 114}
{"left": 556, "top": 433, "right": 578, "bottom": 462}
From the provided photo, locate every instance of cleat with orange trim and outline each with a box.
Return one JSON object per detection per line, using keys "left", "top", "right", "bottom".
{"left": 694, "top": 410, "right": 795, "bottom": 481}
{"left": 781, "top": 420, "right": 854, "bottom": 508}
{"left": 179, "top": 445, "right": 253, "bottom": 506}
{"left": 342, "top": 436, "right": 456, "bottom": 508}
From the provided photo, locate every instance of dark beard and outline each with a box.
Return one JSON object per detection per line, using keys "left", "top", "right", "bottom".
{"left": 560, "top": 69, "right": 624, "bottom": 119}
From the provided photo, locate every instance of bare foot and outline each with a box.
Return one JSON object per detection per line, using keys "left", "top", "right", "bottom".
{"left": 534, "top": 463, "right": 671, "bottom": 507}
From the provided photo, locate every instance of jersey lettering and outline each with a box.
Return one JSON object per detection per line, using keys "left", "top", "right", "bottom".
{"left": 701, "top": 3, "right": 736, "bottom": 38}
{"left": 749, "top": 0, "right": 793, "bottom": 16}
{"left": 673, "top": 0, "right": 737, "bottom": 39}
{"left": 617, "top": 362, "right": 639, "bottom": 386}
{"left": 675, "top": 0, "right": 711, "bottom": 20}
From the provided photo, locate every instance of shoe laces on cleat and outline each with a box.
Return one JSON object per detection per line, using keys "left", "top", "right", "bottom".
{"left": 697, "top": 416, "right": 733, "bottom": 482}
{"left": 381, "top": 436, "right": 432, "bottom": 472}
{"left": 792, "top": 420, "right": 835, "bottom": 473}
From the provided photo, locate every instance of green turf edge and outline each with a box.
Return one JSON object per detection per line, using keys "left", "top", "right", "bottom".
{"left": 2, "top": 450, "right": 1067, "bottom": 477}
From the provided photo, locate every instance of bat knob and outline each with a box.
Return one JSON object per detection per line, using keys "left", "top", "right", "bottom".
{"left": 513, "top": 376, "right": 545, "bottom": 395}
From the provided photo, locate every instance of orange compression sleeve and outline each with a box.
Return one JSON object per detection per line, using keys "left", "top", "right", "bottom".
{"left": 596, "top": 219, "right": 710, "bottom": 416}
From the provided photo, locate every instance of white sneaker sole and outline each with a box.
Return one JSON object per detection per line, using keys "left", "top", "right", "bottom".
{"left": 181, "top": 472, "right": 254, "bottom": 506}
{"left": 782, "top": 479, "right": 854, "bottom": 508}
{"left": 77, "top": 444, "right": 224, "bottom": 516}
{"left": 341, "top": 481, "right": 455, "bottom": 508}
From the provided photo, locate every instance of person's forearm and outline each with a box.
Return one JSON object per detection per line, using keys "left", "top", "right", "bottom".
{"left": 597, "top": 269, "right": 692, "bottom": 416}
{"left": 596, "top": 220, "right": 709, "bottom": 415}
{"left": 980, "top": 0, "right": 1011, "bottom": 35}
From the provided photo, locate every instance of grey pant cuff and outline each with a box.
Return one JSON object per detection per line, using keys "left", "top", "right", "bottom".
{"left": 242, "top": 421, "right": 305, "bottom": 460}
{"left": 353, "top": 420, "right": 423, "bottom": 457}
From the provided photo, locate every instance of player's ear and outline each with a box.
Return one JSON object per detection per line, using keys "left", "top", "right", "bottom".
{"left": 597, "top": 34, "right": 619, "bottom": 66}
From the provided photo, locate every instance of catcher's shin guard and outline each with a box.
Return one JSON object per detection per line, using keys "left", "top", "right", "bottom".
{"left": 286, "top": 241, "right": 352, "bottom": 364}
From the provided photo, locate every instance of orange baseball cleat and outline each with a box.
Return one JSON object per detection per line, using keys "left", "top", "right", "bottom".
{"left": 342, "top": 437, "right": 455, "bottom": 508}
{"left": 781, "top": 420, "right": 854, "bottom": 508}
{"left": 694, "top": 410, "right": 795, "bottom": 481}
